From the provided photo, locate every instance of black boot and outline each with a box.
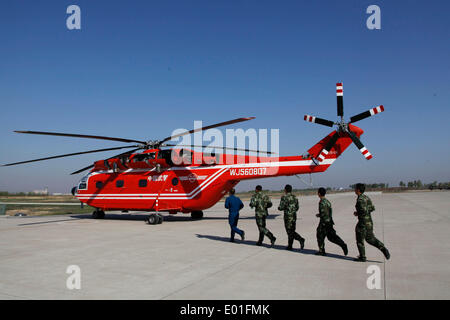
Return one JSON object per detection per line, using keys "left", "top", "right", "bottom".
{"left": 299, "top": 238, "right": 305, "bottom": 250}
{"left": 315, "top": 250, "right": 326, "bottom": 256}
{"left": 353, "top": 256, "right": 366, "bottom": 262}
{"left": 342, "top": 244, "right": 348, "bottom": 256}
{"left": 381, "top": 247, "right": 390, "bottom": 260}
{"left": 256, "top": 234, "right": 263, "bottom": 246}
{"left": 270, "top": 236, "right": 276, "bottom": 247}
{"left": 287, "top": 238, "right": 293, "bottom": 251}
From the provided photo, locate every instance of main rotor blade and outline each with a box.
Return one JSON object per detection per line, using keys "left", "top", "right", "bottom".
{"left": 347, "top": 129, "right": 373, "bottom": 160}
{"left": 14, "top": 131, "right": 146, "bottom": 145}
{"left": 163, "top": 144, "right": 276, "bottom": 154}
{"left": 70, "top": 164, "right": 95, "bottom": 176}
{"left": 159, "top": 117, "right": 256, "bottom": 144}
{"left": 70, "top": 147, "right": 142, "bottom": 175}
{"left": 2, "top": 145, "right": 139, "bottom": 167}
{"left": 349, "top": 105, "right": 385, "bottom": 123}
{"left": 317, "top": 131, "right": 339, "bottom": 162}
{"left": 304, "top": 115, "right": 334, "bottom": 127}
{"left": 336, "top": 83, "right": 344, "bottom": 117}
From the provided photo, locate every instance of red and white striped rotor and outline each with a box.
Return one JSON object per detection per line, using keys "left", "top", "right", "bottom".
{"left": 304, "top": 115, "right": 316, "bottom": 123}
{"left": 360, "top": 147, "right": 373, "bottom": 160}
{"left": 369, "top": 105, "right": 384, "bottom": 116}
{"left": 336, "top": 83, "right": 343, "bottom": 97}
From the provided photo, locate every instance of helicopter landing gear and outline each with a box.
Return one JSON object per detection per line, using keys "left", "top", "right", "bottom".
{"left": 191, "top": 211, "right": 203, "bottom": 220}
{"left": 92, "top": 209, "right": 105, "bottom": 219}
{"left": 146, "top": 213, "right": 163, "bottom": 225}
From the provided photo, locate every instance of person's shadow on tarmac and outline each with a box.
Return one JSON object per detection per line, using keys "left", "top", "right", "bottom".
{"left": 195, "top": 233, "right": 382, "bottom": 263}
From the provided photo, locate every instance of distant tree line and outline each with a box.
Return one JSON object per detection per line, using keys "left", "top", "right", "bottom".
{"left": 0, "top": 191, "right": 48, "bottom": 196}
{"left": 399, "top": 181, "right": 450, "bottom": 190}
{"left": 349, "top": 183, "right": 389, "bottom": 190}
{"left": 348, "top": 181, "right": 450, "bottom": 191}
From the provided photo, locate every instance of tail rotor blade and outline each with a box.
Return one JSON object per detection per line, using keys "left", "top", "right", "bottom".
{"left": 317, "top": 131, "right": 339, "bottom": 162}
{"left": 349, "top": 105, "right": 385, "bottom": 123}
{"left": 347, "top": 130, "right": 373, "bottom": 160}
{"left": 304, "top": 115, "right": 334, "bottom": 127}
{"left": 336, "top": 83, "right": 344, "bottom": 117}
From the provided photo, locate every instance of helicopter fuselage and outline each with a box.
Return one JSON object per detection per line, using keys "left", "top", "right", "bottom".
{"left": 74, "top": 128, "right": 359, "bottom": 214}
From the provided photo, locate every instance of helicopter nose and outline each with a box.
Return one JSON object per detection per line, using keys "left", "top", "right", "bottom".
{"left": 348, "top": 123, "right": 364, "bottom": 137}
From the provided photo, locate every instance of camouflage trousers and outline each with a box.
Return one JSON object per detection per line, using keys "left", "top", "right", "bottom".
{"left": 256, "top": 215, "right": 275, "bottom": 243}
{"left": 355, "top": 221, "right": 385, "bottom": 259}
{"left": 317, "top": 222, "right": 346, "bottom": 253}
{"left": 284, "top": 218, "right": 304, "bottom": 247}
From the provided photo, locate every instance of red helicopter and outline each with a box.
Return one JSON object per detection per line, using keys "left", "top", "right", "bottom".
{"left": 3, "top": 83, "right": 384, "bottom": 224}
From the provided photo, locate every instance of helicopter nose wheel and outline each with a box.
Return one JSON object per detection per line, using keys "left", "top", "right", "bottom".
{"left": 191, "top": 211, "right": 203, "bottom": 220}
{"left": 92, "top": 209, "right": 105, "bottom": 219}
{"left": 146, "top": 213, "right": 163, "bottom": 225}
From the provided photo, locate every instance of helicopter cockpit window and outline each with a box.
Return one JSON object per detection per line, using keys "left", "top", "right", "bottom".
{"left": 78, "top": 174, "right": 89, "bottom": 190}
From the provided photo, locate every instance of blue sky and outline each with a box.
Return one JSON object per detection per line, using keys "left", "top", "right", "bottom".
{"left": 0, "top": 0, "right": 449, "bottom": 193}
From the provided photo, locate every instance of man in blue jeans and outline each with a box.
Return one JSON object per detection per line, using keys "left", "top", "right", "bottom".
{"left": 224, "top": 188, "right": 245, "bottom": 242}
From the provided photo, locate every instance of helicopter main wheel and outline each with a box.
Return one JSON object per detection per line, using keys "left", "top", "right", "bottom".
{"left": 191, "top": 211, "right": 203, "bottom": 220}
{"left": 156, "top": 213, "right": 163, "bottom": 224}
{"left": 92, "top": 210, "right": 105, "bottom": 219}
{"left": 147, "top": 214, "right": 160, "bottom": 225}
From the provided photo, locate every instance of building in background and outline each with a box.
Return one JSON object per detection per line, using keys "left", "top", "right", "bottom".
{"left": 31, "top": 188, "right": 48, "bottom": 196}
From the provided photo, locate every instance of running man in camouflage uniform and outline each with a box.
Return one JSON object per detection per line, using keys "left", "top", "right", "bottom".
{"left": 315, "top": 187, "right": 348, "bottom": 256}
{"left": 249, "top": 185, "right": 276, "bottom": 247}
{"left": 278, "top": 184, "right": 305, "bottom": 251}
{"left": 353, "top": 183, "right": 390, "bottom": 262}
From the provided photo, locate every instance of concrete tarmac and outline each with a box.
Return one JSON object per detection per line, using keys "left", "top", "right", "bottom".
{"left": 0, "top": 191, "right": 449, "bottom": 300}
